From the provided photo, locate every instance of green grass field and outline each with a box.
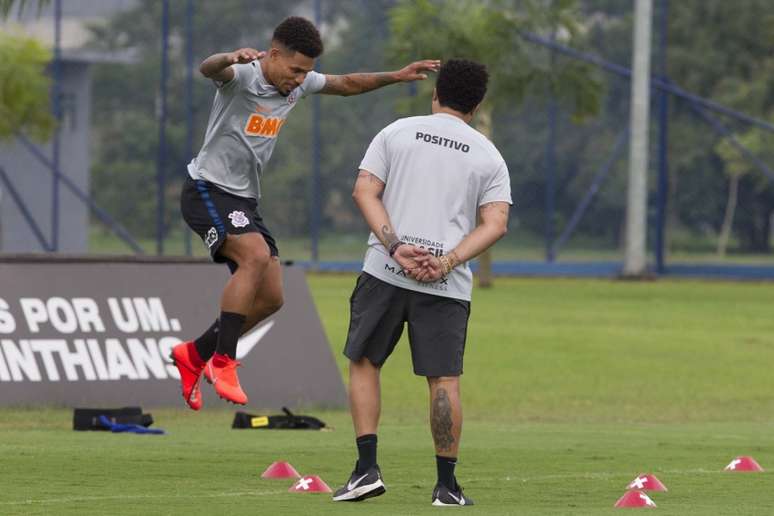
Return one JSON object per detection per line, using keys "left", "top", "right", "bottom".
{"left": 90, "top": 227, "right": 774, "bottom": 266}
{"left": 1, "top": 276, "right": 773, "bottom": 514}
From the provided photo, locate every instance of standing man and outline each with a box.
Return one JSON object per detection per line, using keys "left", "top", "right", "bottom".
{"left": 332, "top": 59, "right": 511, "bottom": 506}
{"left": 171, "top": 16, "right": 439, "bottom": 410}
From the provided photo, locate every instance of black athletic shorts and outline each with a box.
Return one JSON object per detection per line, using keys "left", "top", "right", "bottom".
{"left": 344, "top": 272, "right": 471, "bottom": 377}
{"left": 180, "top": 177, "right": 278, "bottom": 268}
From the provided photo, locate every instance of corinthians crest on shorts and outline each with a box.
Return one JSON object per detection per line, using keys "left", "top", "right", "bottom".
{"left": 228, "top": 210, "right": 250, "bottom": 228}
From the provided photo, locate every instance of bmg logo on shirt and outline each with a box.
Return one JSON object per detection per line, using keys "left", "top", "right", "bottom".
{"left": 245, "top": 114, "right": 286, "bottom": 138}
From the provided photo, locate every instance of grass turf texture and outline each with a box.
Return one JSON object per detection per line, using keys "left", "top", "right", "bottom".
{"left": 1, "top": 276, "right": 773, "bottom": 514}
{"left": 90, "top": 227, "right": 774, "bottom": 266}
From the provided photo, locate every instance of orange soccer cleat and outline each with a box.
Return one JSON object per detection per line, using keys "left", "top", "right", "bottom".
{"left": 206, "top": 353, "right": 248, "bottom": 405}
{"left": 170, "top": 341, "right": 206, "bottom": 411}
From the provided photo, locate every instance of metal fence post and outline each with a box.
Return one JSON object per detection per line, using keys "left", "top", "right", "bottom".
{"left": 545, "top": 99, "right": 557, "bottom": 263}
{"left": 51, "top": 0, "right": 62, "bottom": 251}
{"left": 654, "top": 0, "right": 669, "bottom": 274}
{"left": 310, "top": 0, "right": 322, "bottom": 265}
{"left": 184, "top": 0, "right": 194, "bottom": 256}
{"left": 545, "top": 36, "right": 558, "bottom": 264}
{"left": 156, "top": 0, "right": 170, "bottom": 255}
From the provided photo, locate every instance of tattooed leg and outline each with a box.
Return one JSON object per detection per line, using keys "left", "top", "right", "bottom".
{"left": 428, "top": 376, "right": 462, "bottom": 457}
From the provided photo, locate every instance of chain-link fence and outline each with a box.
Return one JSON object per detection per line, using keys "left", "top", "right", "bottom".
{"left": 1, "top": 0, "right": 772, "bottom": 273}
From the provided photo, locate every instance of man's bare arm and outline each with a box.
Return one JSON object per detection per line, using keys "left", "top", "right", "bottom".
{"left": 320, "top": 59, "right": 440, "bottom": 96}
{"left": 352, "top": 170, "right": 429, "bottom": 269}
{"left": 199, "top": 48, "right": 265, "bottom": 83}
{"left": 413, "top": 202, "right": 510, "bottom": 282}
{"left": 352, "top": 170, "right": 396, "bottom": 249}
{"left": 447, "top": 202, "right": 510, "bottom": 266}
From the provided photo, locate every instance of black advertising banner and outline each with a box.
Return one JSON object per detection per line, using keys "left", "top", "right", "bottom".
{"left": 0, "top": 258, "right": 346, "bottom": 408}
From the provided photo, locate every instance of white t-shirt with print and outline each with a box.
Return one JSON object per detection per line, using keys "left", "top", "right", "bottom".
{"left": 359, "top": 112, "right": 512, "bottom": 301}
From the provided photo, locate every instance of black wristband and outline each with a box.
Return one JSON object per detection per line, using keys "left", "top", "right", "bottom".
{"left": 388, "top": 240, "right": 405, "bottom": 257}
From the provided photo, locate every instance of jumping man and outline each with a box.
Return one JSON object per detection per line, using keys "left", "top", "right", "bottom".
{"left": 171, "top": 16, "right": 440, "bottom": 409}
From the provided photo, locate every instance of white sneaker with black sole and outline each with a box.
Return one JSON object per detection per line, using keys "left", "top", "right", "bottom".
{"left": 431, "top": 482, "right": 474, "bottom": 507}
{"left": 332, "top": 464, "right": 386, "bottom": 502}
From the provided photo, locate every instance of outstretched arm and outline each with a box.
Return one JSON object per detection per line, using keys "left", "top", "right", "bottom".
{"left": 320, "top": 59, "right": 440, "bottom": 96}
{"left": 199, "top": 48, "right": 265, "bottom": 83}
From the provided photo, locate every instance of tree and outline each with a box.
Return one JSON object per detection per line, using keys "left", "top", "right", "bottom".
{"left": 666, "top": 0, "right": 774, "bottom": 254}
{"left": 388, "top": 0, "right": 602, "bottom": 285}
{"left": 0, "top": 32, "right": 53, "bottom": 141}
{"left": 0, "top": 0, "right": 53, "bottom": 142}
{"left": 715, "top": 129, "right": 774, "bottom": 256}
{"left": 0, "top": 0, "right": 48, "bottom": 19}
{"left": 571, "top": 0, "right": 774, "bottom": 258}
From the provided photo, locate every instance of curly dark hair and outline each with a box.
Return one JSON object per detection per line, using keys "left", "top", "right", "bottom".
{"left": 435, "top": 59, "right": 489, "bottom": 114}
{"left": 272, "top": 16, "right": 323, "bottom": 58}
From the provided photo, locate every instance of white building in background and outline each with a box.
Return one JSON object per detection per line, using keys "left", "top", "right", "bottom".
{"left": 0, "top": 0, "right": 136, "bottom": 253}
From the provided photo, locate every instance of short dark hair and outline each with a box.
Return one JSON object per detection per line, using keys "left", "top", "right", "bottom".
{"left": 272, "top": 16, "right": 323, "bottom": 58}
{"left": 435, "top": 59, "right": 489, "bottom": 114}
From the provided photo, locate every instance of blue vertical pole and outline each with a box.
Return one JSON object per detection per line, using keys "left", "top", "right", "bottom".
{"left": 51, "top": 0, "right": 62, "bottom": 251}
{"left": 184, "top": 0, "right": 194, "bottom": 256}
{"left": 654, "top": 0, "right": 669, "bottom": 273}
{"left": 310, "top": 0, "right": 322, "bottom": 264}
{"left": 545, "top": 100, "right": 557, "bottom": 262}
{"left": 545, "top": 35, "right": 557, "bottom": 263}
{"left": 156, "top": 0, "right": 170, "bottom": 255}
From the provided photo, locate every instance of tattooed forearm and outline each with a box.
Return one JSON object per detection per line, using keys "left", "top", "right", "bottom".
{"left": 344, "top": 73, "right": 396, "bottom": 94}
{"left": 380, "top": 224, "right": 400, "bottom": 250}
{"left": 431, "top": 388, "right": 455, "bottom": 452}
{"left": 326, "top": 72, "right": 397, "bottom": 96}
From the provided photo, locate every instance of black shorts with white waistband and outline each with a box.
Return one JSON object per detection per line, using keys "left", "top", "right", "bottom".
{"left": 343, "top": 272, "right": 471, "bottom": 377}
{"left": 180, "top": 177, "right": 278, "bottom": 271}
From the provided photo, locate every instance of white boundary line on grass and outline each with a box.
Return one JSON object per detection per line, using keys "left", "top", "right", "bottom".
{"left": 503, "top": 468, "right": 731, "bottom": 483}
{"left": 0, "top": 490, "right": 288, "bottom": 506}
{"left": 2, "top": 468, "right": 744, "bottom": 506}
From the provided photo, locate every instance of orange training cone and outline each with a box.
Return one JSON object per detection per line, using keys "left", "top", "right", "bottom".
{"left": 724, "top": 456, "right": 764, "bottom": 472}
{"left": 261, "top": 461, "right": 301, "bottom": 479}
{"left": 626, "top": 474, "right": 668, "bottom": 492}
{"left": 289, "top": 475, "right": 333, "bottom": 493}
{"left": 614, "top": 490, "right": 657, "bottom": 508}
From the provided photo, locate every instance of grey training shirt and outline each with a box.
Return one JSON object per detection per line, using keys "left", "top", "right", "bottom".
{"left": 359, "top": 113, "right": 512, "bottom": 301}
{"left": 188, "top": 61, "right": 326, "bottom": 199}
